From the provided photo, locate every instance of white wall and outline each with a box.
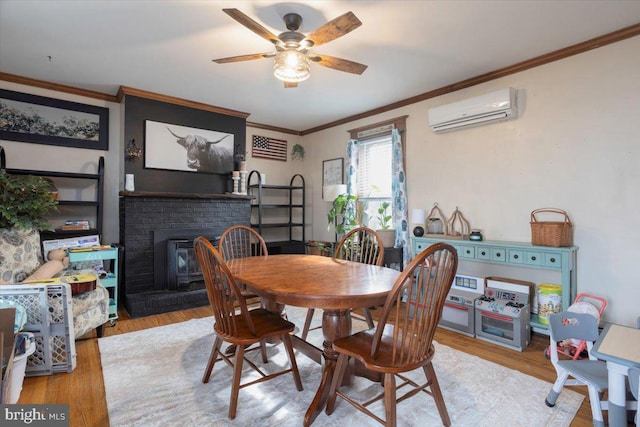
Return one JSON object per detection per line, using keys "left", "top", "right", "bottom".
{"left": 0, "top": 81, "right": 122, "bottom": 245}
{"left": 243, "top": 127, "right": 307, "bottom": 241}
{"left": 302, "top": 36, "right": 640, "bottom": 327}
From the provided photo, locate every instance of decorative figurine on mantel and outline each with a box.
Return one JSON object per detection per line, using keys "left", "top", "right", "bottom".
{"left": 231, "top": 171, "right": 240, "bottom": 195}
{"left": 447, "top": 206, "right": 471, "bottom": 240}
{"left": 231, "top": 155, "right": 248, "bottom": 195}
{"left": 239, "top": 170, "right": 248, "bottom": 195}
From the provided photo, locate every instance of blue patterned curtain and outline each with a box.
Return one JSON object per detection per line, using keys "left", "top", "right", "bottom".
{"left": 345, "top": 139, "right": 359, "bottom": 196}
{"left": 347, "top": 132, "right": 408, "bottom": 267}
{"left": 391, "top": 129, "right": 409, "bottom": 267}
{"left": 343, "top": 139, "right": 359, "bottom": 233}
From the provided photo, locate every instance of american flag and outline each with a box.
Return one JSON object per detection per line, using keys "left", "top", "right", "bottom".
{"left": 252, "top": 135, "right": 288, "bottom": 161}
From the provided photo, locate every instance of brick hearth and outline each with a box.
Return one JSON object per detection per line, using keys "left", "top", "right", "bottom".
{"left": 119, "top": 191, "right": 251, "bottom": 317}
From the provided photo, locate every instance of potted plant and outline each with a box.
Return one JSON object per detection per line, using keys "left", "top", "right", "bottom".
{"left": 327, "top": 193, "right": 358, "bottom": 237}
{"left": 0, "top": 170, "right": 59, "bottom": 231}
{"left": 375, "top": 201, "right": 396, "bottom": 248}
{"left": 290, "top": 144, "right": 305, "bottom": 161}
{"left": 306, "top": 240, "right": 333, "bottom": 256}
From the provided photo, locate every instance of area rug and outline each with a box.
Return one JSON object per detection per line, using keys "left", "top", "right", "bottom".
{"left": 99, "top": 307, "right": 583, "bottom": 427}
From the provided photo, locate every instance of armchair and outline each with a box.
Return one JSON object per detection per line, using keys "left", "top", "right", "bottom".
{"left": 0, "top": 228, "right": 110, "bottom": 375}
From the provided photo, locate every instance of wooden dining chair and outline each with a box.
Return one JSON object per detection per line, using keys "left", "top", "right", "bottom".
{"left": 326, "top": 242, "right": 458, "bottom": 427}
{"left": 218, "top": 225, "right": 268, "bottom": 354}
{"left": 301, "top": 226, "right": 385, "bottom": 339}
{"left": 219, "top": 224, "right": 268, "bottom": 261}
{"left": 193, "top": 236, "right": 303, "bottom": 420}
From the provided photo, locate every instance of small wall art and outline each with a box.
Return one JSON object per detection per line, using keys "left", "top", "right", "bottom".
{"left": 322, "top": 157, "right": 344, "bottom": 197}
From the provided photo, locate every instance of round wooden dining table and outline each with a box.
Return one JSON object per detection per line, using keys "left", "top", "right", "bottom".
{"left": 227, "top": 254, "right": 401, "bottom": 427}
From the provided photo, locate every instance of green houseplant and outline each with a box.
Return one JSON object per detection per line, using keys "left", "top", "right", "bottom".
{"left": 374, "top": 201, "right": 396, "bottom": 247}
{"left": 327, "top": 193, "right": 358, "bottom": 236}
{"left": 290, "top": 144, "right": 305, "bottom": 161}
{"left": 376, "top": 201, "right": 392, "bottom": 230}
{"left": 0, "top": 170, "right": 59, "bottom": 231}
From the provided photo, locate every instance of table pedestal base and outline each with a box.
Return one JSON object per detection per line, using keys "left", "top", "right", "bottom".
{"left": 304, "top": 309, "right": 351, "bottom": 427}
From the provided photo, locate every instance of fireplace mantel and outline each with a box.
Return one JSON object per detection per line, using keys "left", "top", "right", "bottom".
{"left": 119, "top": 190, "right": 253, "bottom": 200}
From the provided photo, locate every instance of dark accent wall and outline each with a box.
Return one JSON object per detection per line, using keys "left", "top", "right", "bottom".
{"left": 124, "top": 95, "right": 246, "bottom": 194}
{"left": 119, "top": 194, "right": 251, "bottom": 317}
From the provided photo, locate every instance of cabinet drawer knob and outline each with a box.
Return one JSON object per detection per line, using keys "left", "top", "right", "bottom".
{"left": 496, "top": 253, "right": 501, "bottom": 257}
{"left": 481, "top": 251, "right": 486, "bottom": 256}
{"left": 531, "top": 256, "right": 537, "bottom": 261}
{"left": 513, "top": 254, "right": 519, "bottom": 259}
{"left": 550, "top": 257, "right": 556, "bottom": 263}
{"left": 466, "top": 250, "right": 471, "bottom": 254}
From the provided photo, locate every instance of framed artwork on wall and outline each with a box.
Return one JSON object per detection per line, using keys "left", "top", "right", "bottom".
{"left": 144, "top": 120, "right": 234, "bottom": 174}
{"left": 322, "top": 157, "right": 344, "bottom": 198}
{"left": 0, "top": 89, "right": 109, "bottom": 150}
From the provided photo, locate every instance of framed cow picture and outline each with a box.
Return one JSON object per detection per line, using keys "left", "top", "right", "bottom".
{"left": 144, "top": 120, "right": 234, "bottom": 174}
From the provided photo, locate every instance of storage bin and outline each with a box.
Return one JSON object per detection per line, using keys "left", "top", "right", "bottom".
{"left": 0, "top": 284, "right": 76, "bottom": 376}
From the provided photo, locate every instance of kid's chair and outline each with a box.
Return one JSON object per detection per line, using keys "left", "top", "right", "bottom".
{"left": 545, "top": 312, "right": 609, "bottom": 427}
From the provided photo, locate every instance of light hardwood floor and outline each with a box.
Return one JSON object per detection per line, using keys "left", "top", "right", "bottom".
{"left": 18, "top": 305, "right": 601, "bottom": 427}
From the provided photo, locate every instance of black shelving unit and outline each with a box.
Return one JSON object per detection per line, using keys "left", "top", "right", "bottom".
{"left": 0, "top": 146, "right": 105, "bottom": 241}
{"left": 248, "top": 170, "right": 305, "bottom": 254}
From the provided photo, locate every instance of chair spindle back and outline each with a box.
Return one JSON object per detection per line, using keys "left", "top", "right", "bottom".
{"left": 372, "top": 242, "right": 457, "bottom": 365}
{"left": 334, "top": 226, "right": 384, "bottom": 266}
{"left": 194, "top": 236, "right": 255, "bottom": 337}
{"left": 219, "top": 225, "right": 268, "bottom": 261}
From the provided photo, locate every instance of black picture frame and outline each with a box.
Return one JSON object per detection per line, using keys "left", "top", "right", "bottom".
{"left": 0, "top": 89, "right": 109, "bottom": 150}
{"left": 144, "top": 120, "right": 235, "bottom": 175}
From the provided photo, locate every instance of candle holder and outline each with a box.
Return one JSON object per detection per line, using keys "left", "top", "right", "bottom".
{"left": 239, "top": 170, "right": 248, "bottom": 195}
{"left": 232, "top": 176, "right": 240, "bottom": 194}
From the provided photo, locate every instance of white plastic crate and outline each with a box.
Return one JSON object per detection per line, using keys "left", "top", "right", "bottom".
{"left": 0, "top": 283, "right": 76, "bottom": 376}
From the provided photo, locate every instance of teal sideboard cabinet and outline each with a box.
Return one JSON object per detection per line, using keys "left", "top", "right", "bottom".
{"left": 412, "top": 237, "right": 578, "bottom": 334}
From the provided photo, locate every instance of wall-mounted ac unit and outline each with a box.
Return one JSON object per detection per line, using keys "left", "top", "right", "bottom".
{"left": 428, "top": 88, "right": 518, "bottom": 133}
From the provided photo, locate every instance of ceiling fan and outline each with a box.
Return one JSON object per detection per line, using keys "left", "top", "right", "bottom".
{"left": 213, "top": 8, "right": 368, "bottom": 88}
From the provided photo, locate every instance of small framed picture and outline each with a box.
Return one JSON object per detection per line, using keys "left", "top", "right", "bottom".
{"left": 322, "top": 157, "right": 343, "bottom": 197}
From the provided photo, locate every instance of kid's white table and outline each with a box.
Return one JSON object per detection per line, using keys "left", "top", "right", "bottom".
{"left": 591, "top": 323, "right": 640, "bottom": 427}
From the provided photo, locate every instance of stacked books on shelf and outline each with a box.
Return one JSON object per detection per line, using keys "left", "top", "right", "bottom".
{"left": 60, "top": 220, "right": 91, "bottom": 231}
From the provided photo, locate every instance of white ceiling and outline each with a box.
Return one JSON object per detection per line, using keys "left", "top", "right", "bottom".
{"left": 1, "top": 1, "right": 640, "bottom": 133}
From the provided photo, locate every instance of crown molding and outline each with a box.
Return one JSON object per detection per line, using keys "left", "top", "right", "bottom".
{"left": 0, "top": 71, "right": 118, "bottom": 102}
{"left": 246, "top": 121, "right": 301, "bottom": 136}
{"left": 116, "top": 86, "right": 250, "bottom": 119}
{"left": 2, "top": 23, "right": 639, "bottom": 136}
{"left": 300, "top": 22, "right": 640, "bottom": 135}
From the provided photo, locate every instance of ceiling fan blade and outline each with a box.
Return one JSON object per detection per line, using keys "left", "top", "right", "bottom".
{"left": 309, "top": 54, "right": 367, "bottom": 75}
{"left": 223, "top": 8, "right": 281, "bottom": 46}
{"left": 303, "top": 11, "right": 362, "bottom": 48}
{"left": 212, "top": 52, "right": 275, "bottom": 64}
{"left": 284, "top": 81, "right": 298, "bottom": 88}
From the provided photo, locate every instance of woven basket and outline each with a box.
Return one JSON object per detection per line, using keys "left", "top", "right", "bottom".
{"left": 530, "top": 208, "right": 573, "bottom": 247}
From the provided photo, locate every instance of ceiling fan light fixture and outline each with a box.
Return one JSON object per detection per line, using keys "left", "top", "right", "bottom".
{"left": 273, "top": 50, "right": 310, "bottom": 83}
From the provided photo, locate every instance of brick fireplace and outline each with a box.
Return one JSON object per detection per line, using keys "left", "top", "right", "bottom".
{"left": 119, "top": 191, "right": 251, "bottom": 317}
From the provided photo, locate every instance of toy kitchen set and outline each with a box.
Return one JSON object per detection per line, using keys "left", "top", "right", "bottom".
{"left": 474, "top": 277, "right": 533, "bottom": 352}
{"left": 439, "top": 274, "right": 485, "bottom": 337}
{"left": 439, "top": 275, "right": 533, "bottom": 352}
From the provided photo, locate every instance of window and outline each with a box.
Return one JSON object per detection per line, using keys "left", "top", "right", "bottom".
{"left": 357, "top": 135, "right": 392, "bottom": 229}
